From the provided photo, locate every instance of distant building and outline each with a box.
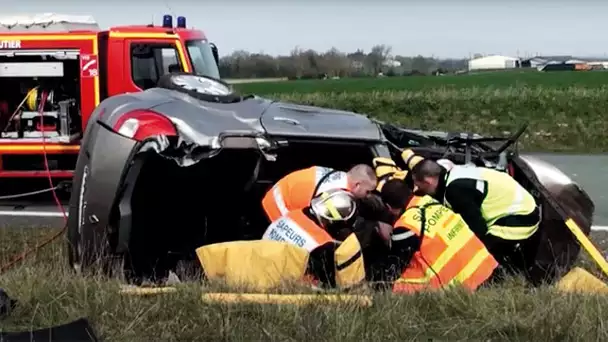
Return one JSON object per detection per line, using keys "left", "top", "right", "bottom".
{"left": 521, "top": 55, "right": 608, "bottom": 70}
{"left": 468, "top": 55, "right": 521, "bottom": 71}
{"left": 350, "top": 61, "right": 364, "bottom": 69}
{"left": 382, "top": 59, "right": 402, "bottom": 67}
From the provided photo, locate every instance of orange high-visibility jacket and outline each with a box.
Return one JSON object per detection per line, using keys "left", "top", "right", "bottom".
{"left": 262, "top": 209, "right": 366, "bottom": 289}
{"left": 262, "top": 209, "right": 335, "bottom": 252}
{"left": 392, "top": 195, "right": 498, "bottom": 293}
{"left": 262, "top": 166, "right": 350, "bottom": 222}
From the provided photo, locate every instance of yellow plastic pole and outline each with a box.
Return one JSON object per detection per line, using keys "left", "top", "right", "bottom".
{"left": 201, "top": 292, "right": 373, "bottom": 307}
{"left": 564, "top": 218, "right": 608, "bottom": 277}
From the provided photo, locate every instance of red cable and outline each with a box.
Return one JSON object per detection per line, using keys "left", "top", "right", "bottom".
{"left": 0, "top": 91, "right": 68, "bottom": 274}
{"left": 39, "top": 90, "right": 68, "bottom": 222}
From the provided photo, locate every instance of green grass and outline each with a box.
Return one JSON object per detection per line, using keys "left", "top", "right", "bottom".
{"left": 2, "top": 227, "right": 608, "bottom": 341}
{"left": 233, "top": 71, "right": 608, "bottom": 95}
{"left": 273, "top": 87, "right": 608, "bottom": 153}
{"left": 227, "top": 71, "right": 608, "bottom": 153}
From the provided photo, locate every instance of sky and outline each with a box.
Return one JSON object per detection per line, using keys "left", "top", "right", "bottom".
{"left": 3, "top": 0, "right": 608, "bottom": 59}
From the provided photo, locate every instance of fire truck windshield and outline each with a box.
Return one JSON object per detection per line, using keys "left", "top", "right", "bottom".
{"left": 185, "top": 40, "right": 221, "bottom": 79}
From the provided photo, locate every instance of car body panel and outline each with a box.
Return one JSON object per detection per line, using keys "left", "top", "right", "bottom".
{"left": 67, "top": 105, "right": 140, "bottom": 269}
{"left": 96, "top": 88, "right": 384, "bottom": 146}
{"left": 259, "top": 102, "right": 384, "bottom": 141}
{"left": 84, "top": 124, "right": 138, "bottom": 229}
{"left": 517, "top": 154, "right": 594, "bottom": 231}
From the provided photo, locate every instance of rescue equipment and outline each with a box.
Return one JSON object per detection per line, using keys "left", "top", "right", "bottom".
{"left": 195, "top": 235, "right": 366, "bottom": 291}
{"left": 556, "top": 267, "right": 608, "bottom": 295}
{"left": 201, "top": 293, "right": 373, "bottom": 307}
{"left": 2, "top": 82, "right": 79, "bottom": 141}
{"left": 196, "top": 240, "right": 310, "bottom": 291}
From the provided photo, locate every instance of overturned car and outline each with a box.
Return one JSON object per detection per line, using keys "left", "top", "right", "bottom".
{"left": 67, "top": 74, "right": 595, "bottom": 285}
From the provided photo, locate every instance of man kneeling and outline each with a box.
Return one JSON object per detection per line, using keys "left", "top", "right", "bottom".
{"left": 262, "top": 188, "right": 367, "bottom": 289}
{"left": 380, "top": 179, "right": 500, "bottom": 293}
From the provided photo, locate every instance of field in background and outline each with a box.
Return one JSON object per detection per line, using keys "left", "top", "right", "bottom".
{"left": 232, "top": 70, "right": 608, "bottom": 94}
{"left": 226, "top": 77, "right": 288, "bottom": 84}
{"left": 223, "top": 70, "right": 608, "bottom": 153}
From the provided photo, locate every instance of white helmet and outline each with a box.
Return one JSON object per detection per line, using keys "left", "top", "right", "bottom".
{"left": 310, "top": 188, "right": 357, "bottom": 226}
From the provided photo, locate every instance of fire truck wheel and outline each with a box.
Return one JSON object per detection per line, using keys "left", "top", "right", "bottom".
{"left": 157, "top": 72, "right": 243, "bottom": 103}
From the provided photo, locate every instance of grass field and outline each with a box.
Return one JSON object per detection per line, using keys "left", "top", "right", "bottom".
{"left": 233, "top": 71, "right": 608, "bottom": 95}
{"left": 2, "top": 226, "right": 608, "bottom": 340}
{"left": 227, "top": 71, "right": 608, "bottom": 153}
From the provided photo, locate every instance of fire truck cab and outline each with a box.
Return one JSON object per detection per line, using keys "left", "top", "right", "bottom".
{"left": 0, "top": 13, "right": 221, "bottom": 179}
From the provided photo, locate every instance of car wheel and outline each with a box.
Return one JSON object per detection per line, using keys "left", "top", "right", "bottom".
{"left": 157, "top": 72, "right": 243, "bottom": 103}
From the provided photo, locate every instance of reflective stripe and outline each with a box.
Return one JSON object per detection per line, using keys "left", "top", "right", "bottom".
{"left": 272, "top": 185, "right": 289, "bottom": 216}
{"left": 262, "top": 210, "right": 333, "bottom": 252}
{"left": 506, "top": 186, "right": 525, "bottom": 216}
{"left": 488, "top": 223, "right": 539, "bottom": 240}
{"left": 476, "top": 180, "right": 485, "bottom": 194}
{"left": 451, "top": 247, "right": 494, "bottom": 285}
{"left": 315, "top": 169, "right": 349, "bottom": 195}
{"left": 392, "top": 230, "right": 415, "bottom": 241}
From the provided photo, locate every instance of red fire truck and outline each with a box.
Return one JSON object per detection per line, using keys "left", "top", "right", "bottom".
{"left": 0, "top": 13, "right": 221, "bottom": 179}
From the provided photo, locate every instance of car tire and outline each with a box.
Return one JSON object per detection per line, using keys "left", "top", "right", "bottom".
{"left": 157, "top": 72, "right": 244, "bottom": 104}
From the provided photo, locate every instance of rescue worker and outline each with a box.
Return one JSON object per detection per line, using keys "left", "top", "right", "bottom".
{"left": 262, "top": 188, "right": 379, "bottom": 288}
{"left": 409, "top": 158, "right": 542, "bottom": 280}
{"left": 373, "top": 149, "right": 453, "bottom": 193}
{"left": 261, "top": 164, "right": 377, "bottom": 223}
{"left": 379, "top": 178, "right": 500, "bottom": 293}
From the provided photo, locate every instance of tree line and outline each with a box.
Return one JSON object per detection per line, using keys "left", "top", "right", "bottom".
{"left": 218, "top": 45, "right": 469, "bottom": 79}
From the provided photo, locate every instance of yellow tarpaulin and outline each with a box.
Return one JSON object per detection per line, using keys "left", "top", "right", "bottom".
{"left": 556, "top": 267, "right": 608, "bottom": 295}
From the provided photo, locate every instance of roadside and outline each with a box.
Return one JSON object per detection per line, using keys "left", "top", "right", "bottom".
{"left": 1, "top": 227, "right": 608, "bottom": 341}
{"left": 527, "top": 153, "right": 608, "bottom": 225}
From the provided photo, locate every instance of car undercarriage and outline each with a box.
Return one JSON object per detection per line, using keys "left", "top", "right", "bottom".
{"left": 122, "top": 137, "right": 383, "bottom": 282}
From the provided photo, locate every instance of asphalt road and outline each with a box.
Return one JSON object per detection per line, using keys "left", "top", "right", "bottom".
{"left": 526, "top": 153, "right": 608, "bottom": 229}
{"left": 0, "top": 153, "right": 605, "bottom": 230}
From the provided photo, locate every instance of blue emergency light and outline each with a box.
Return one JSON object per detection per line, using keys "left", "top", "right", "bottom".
{"left": 177, "top": 16, "right": 186, "bottom": 28}
{"left": 162, "top": 14, "right": 173, "bottom": 28}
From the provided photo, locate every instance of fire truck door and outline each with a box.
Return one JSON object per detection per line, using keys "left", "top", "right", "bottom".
{"left": 127, "top": 40, "right": 187, "bottom": 92}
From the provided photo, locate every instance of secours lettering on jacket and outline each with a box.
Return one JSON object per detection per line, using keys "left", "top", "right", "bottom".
{"left": 262, "top": 213, "right": 333, "bottom": 252}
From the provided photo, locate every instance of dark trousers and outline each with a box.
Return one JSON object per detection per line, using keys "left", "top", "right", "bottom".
{"left": 481, "top": 228, "right": 543, "bottom": 285}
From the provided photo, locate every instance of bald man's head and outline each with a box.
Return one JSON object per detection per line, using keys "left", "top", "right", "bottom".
{"left": 347, "top": 164, "right": 377, "bottom": 198}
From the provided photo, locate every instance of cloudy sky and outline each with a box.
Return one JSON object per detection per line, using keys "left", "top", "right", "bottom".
{"left": 4, "top": 0, "right": 608, "bottom": 59}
